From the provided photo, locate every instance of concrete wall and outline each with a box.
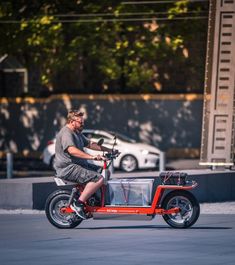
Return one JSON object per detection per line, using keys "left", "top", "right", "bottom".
{"left": 189, "top": 172, "right": 235, "bottom": 202}
{"left": 0, "top": 94, "right": 203, "bottom": 158}
{"left": 0, "top": 170, "right": 234, "bottom": 210}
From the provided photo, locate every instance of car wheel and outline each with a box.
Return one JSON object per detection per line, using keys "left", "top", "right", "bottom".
{"left": 50, "top": 155, "right": 56, "bottom": 170}
{"left": 120, "top": 155, "right": 138, "bottom": 172}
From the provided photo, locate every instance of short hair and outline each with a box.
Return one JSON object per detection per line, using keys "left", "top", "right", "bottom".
{"left": 67, "top": 109, "right": 84, "bottom": 123}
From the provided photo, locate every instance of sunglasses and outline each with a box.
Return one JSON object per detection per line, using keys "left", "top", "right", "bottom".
{"left": 72, "top": 119, "right": 84, "bottom": 123}
{"left": 68, "top": 110, "right": 84, "bottom": 117}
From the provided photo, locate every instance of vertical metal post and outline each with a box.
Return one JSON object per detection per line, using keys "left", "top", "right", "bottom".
{"left": 159, "top": 151, "right": 166, "bottom": 172}
{"left": 110, "top": 161, "right": 114, "bottom": 174}
{"left": 23, "top": 69, "right": 28, "bottom": 94}
{"left": 6, "top": 152, "right": 13, "bottom": 179}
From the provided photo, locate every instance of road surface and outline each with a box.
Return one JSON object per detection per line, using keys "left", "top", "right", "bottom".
{"left": 0, "top": 213, "right": 234, "bottom": 265}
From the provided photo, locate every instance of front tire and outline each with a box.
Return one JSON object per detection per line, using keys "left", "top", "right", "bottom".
{"left": 45, "top": 190, "right": 83, "bottom": 229}
{"left": 161, "top": 190, "right": 200, "bottom": 228}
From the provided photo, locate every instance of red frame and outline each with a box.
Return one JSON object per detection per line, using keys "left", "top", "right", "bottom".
{"left": 62, "top": 181, "right": 198, "bottom": 216}
{"left": 61, "top": 159, "right": 198, "bottom": 216}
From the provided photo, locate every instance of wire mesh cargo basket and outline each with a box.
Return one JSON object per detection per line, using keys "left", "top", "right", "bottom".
{"left": 159, "top": 172, "right": 187, "bottom": 186}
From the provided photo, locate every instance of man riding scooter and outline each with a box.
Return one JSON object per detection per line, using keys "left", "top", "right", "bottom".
{"left": 54, "top": 109, "right": 118, "bottom": 219}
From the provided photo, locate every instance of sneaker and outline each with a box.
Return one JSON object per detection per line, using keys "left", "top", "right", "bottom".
{"left": 70, "top": 202, "right": 87, "bottom": 220}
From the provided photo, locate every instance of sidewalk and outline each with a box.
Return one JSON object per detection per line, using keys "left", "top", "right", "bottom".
{"left": 200, "top": 201, "right": 235, "bottom": 214}
{"left": 0, "top": 158, "right": 206, "bottom": 179}
{"left": 2, "top": 158, "right": 234, "bottom": 179}
{"left": 0, "top": 202, "right": 234, "bottom": 215}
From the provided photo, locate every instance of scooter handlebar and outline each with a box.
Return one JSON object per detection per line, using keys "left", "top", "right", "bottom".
{"left": 104, "top": 151, "right": 120, "bottom": 160}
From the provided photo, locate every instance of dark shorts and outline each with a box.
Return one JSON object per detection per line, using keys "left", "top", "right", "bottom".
{"left": 61, "top": 163, "right": 103, "bottom": 184}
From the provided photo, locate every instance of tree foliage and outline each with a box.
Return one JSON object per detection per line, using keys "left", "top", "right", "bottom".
{"left": 0, "top": 0, "right": 209, "bottom": 96}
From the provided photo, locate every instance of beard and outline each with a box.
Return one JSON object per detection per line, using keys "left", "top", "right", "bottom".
{"left": 77, "top": 124, "right": 84, "bottom": 132}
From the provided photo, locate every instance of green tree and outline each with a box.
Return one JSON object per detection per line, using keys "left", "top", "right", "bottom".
{"left": 0, "top": 0, "right": 208, "bottom": 96}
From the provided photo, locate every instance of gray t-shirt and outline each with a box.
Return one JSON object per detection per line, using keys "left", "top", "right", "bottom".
{"left": 54, "top": 126, "right": 89, "bottom": 177}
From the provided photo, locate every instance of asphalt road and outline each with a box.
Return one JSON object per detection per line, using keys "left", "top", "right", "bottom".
{"left": 0, "top": 214, "right": 235, "bottom": 265}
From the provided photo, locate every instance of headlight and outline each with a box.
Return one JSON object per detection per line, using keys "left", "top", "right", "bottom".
{"left": 141, "top": 150, "right": 159, "bottom": 156}
{"left": 141, "top": 150, "right": 149, "bottom": 155}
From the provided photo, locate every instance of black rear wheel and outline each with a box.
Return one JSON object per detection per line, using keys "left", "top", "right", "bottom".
{"left": 161, "top": 190, "right": 200, "bottom": 228}
{"left": 45, "top": 190, "right": 83, "bottom": 229}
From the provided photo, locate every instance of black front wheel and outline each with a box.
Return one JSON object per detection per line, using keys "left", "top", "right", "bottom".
{"left": 161, "top": 190, "right": 200, "bottom": 228}
{"left": 45, "top": 190, "right": 83, "bottom": 229}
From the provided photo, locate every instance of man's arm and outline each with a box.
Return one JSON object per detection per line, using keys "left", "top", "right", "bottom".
{"left": 67, "top": 146, "right": 96, "bottom": 160}
{"left": 86, "top": 141, "right": 112, "bottom": 152}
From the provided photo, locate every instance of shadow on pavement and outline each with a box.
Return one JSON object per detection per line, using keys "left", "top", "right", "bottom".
{"left": 76, "top": 225, "right": 232, "bottom": 230}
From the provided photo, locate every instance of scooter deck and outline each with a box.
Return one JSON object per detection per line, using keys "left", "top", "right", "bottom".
{"left": 105, "top": 204, "right": 152, "bottom": 208}
{"left": 92, "top": 213, "right": 153, "bottom": 220}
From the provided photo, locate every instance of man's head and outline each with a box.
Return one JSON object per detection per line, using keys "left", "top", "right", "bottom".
{"left": 67, "top": 109, "right": 84, "bottom": 132}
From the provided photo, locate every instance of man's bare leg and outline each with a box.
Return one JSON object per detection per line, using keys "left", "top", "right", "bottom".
{"left": 79, "top": 177, "right": 104, "bottom": 202}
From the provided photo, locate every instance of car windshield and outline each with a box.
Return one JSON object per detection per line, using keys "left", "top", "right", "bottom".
{"left": 108, "top": 131, "right": 137, "bottom": 143}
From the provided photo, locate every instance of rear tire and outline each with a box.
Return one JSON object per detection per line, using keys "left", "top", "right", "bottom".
{"left": 45, "top": 190, "right": 83, "bottom": 229}
{"left": 161, "top": 190, "right": 200, "bottom": 228}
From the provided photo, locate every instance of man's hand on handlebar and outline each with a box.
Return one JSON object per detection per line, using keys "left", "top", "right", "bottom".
{"left": 93, "top": 154, "right": 105, "bottom": 161}
{"left": 92, "top": 150, "right": 120, "bottom": 161}
{"left": 113, "top": 149, "right": 120, "bottom": 155}
{"left": 102, "top": 149, "right": 120, "bottom": 160}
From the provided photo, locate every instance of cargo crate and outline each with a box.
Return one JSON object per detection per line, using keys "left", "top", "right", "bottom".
{"left": 107, "top": 179, "right": 154, "bottom": 206}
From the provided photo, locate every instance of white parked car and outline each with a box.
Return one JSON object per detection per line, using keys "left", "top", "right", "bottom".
{"left": 43, "top": 129, "right": 161, "bottom": 172}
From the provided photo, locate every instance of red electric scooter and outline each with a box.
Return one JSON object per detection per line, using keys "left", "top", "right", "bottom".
{"left": 45, "top": 138, "right": 200, "bottom": 229}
